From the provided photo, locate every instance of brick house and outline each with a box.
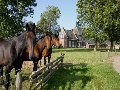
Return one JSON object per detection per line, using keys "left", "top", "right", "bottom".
{"left": 59, "top": 27, "right": 120, "bottom": 49}
{"left": 59, "top": 27, "right": 86, "bottom": 48}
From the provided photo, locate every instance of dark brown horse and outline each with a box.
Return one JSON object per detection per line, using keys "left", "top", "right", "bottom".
{"left": 22, "top": 32, "right": 52, "bottom": 72}
{"left": 41, "top": 34, "right": 60, "bottom": 66}
{"left": 0, "top": 23, "right": 36, "bottom": 90}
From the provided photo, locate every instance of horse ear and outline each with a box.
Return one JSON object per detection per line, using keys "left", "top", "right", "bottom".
{"left": 54, "top": 33, "right": 58, "bottom": 38}
{"left": 49, "top": 31, "right": 53, "bottom": 35}
{"left": 26, "top": 23, "right": 29, "bottom": 31}
{"left": 32, "top": 23, "right": 36, "bottom": 32}
{"left": 45, "top": 31, "right": 49, "bottom": 36}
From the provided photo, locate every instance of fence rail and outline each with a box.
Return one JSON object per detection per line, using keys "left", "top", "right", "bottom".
{"left": 29, "top": 53, "right": 65, "bottom": 90}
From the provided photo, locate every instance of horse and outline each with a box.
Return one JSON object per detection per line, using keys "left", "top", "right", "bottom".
{"left": 21, "top": 32, "right": 52, "bottom": 72}
{"left": 0, "top": 23, "right": 36, "bottom": 90}
{"left": 40, "top": 34, "right": 60, "bottom": 66}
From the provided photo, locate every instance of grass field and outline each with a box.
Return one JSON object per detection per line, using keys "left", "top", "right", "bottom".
{"left": 43, "top": 48, "right": 120, "bottom": 90}
{"left": 0, "top": 48, "right": 120, "bottom": 90}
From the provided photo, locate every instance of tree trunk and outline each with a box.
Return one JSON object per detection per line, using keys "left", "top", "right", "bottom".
{"left": 97, "top": 41, "right": 100, "bottom": 48}
{"left": 110, "top": 39, "right": 114, "bottom": 50}
{"left": 94, "top": 40, "right": 97, "bottom": 51}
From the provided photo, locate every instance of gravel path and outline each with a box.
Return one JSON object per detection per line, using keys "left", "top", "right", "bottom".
{"left": 110, "top": 55, "right": 120, "bottom": 74}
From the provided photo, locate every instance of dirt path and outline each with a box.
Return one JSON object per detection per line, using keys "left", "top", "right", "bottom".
{"left": 109, "top": 55, "right": 120, "bottom": 74}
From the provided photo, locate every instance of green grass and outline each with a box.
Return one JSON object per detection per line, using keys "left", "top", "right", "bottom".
{"left": 0, "top": 48, "right": 120, "bottom": 90}
{"left": 43, "top": 48, "right": 120, "bottom": 90}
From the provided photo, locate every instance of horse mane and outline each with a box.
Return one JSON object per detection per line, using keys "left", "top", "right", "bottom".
{"left": 39, "top": 34, "right": 45, "bottom": 39}
{"left": 13, "top": 32, "right": 26, "bottom": 42}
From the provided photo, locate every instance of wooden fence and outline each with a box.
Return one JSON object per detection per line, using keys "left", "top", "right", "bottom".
{"left": 29, "top": 53, "right": 65, "bottom": 90}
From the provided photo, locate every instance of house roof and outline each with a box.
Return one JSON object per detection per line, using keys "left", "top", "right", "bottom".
{"left": 65, "top": 30, "right": 77, "bottom": 40}
{"left": 73, "top": 28, "right": 82, "bottom": 35}
{"left": 72, "top": 28, "right": 83, "bottom": 40}
{"left": 85, "top": 39, "right": 95, "bottom": 44}
{"left": 60, "top": 27, "right": 84, "bottom": 41}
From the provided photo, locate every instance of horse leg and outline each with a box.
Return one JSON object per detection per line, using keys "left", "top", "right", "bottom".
{"left": 48, "top": 55, "right": 51, "bottom": 69}
{"left": 0, "top": 66, "right": 4, "bottom": 85}
{"left": 48, "top": 55, "right": 51, "bottom": 64}
{"left": 15, "top": 60, "right": 23, "bottom": 75}
{"left": 4, "top": 65, "right": 12, "bottom": 90}
{"left": 33, "top": 61, "right": 38, "bottom": 72}
{"left": 44, "top": 57, "right": 46, "bottom": 65}
{"left": 39, "top": 60, "right": 42, "bottom": 67}
{"left": 32, "top": 61, "right": 38, "bottom": 80}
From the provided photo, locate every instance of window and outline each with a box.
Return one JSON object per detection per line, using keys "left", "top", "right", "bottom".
{"left": 72, "top": 41, "right": 74, "bottom": 47}
{"left": 69, "top": 41, "right": 71, "bottom": 47}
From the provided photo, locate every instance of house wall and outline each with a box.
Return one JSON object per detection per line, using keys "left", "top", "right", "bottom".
{"left": 74, "top": 40, "right": 78, "bottom": 48}
{"left": 59, "top": 37, "right": 68, "bottom": 48}
{"left": 86, "top": 43, "right": 95, "bottom": 48}
{"left": 67, "top": 40, "right": 78, "bottom": 48}
{"left": 59, "top": 27, "right": 68, "bottom": 48}
{"left": 59, "top": 27, "right": 86, "bottom": 48}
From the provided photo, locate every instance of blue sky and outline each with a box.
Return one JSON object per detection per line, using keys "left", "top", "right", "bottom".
{"left": 24, "top": 0, "right": 78, "bottom": 30}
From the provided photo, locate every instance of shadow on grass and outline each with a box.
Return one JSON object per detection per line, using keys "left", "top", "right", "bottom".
{"left": 43, "top": 63, "right": 93, "bottom": 90}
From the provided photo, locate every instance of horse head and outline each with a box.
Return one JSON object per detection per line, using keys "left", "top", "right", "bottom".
{"left": 52, "top": 34, "right": 60, "bottom": 48}
{"left": 25, "top": 23, "right": 36, "bottom": 60}
{"left": 44, "top": 31, "right": 52, "bottom": 50}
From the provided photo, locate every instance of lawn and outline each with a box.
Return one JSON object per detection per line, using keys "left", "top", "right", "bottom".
{"left": 43, "top": 48, "right": 120, "bottom": 90}
{"left": 0, "top": 48, "right": 120, "bottom": 90}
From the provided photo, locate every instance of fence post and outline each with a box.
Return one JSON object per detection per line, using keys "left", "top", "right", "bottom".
{"left": 15, "top": 72, "right": 22, "bottom": 90}
{"left": 29, "top": 53, "right": 65, "bottom": 90}
{"left": 61, "top": 53, "right": 65, "bottom": 67}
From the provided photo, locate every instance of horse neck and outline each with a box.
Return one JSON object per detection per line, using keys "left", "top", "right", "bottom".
{"left": 37, "top": 38, "right": 46, "bottom": 52}
{"left": 51, "top": 37, "right": 56, "bottom": 46}
{"left": 12, "top": 32, "right": 26, "bottom": 56}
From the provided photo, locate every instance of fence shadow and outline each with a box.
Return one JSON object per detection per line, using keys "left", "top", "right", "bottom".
{"left": 43, "top": 63, "right": 93, "bottom": 90}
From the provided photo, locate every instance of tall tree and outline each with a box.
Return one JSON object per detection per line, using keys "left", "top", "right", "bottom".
{"left": 0, "top": 0, "right": 37, "bottom": 38}
{"left": 103, "top": 0, "right": 120, "bottom": 49}
{"left": 37, "top": 5, "right": 61, "bottom": 33}
{"left": 76, "top": 0, "right": 120, "bottom": 49}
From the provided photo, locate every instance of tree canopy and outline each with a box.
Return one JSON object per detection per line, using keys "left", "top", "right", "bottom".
{"left": 37, "top": 5, "right": 61, "bottom": 34}
{"left": 0, "top": 0, "right": 37, "bottom": 38}
{"left": 76, "top": 0, "right": 120, "bottom": 49}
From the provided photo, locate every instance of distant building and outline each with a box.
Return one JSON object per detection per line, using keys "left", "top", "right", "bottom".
{"left": 59, "top": 27, "right": 87, "bottom": 48}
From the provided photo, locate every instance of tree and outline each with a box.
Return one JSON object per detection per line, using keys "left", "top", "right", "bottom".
{"left": 103, "top": 0, "right": 120, "bottom": 50}
{"left": 76, "top": 0, "right": 120, "bottom": 50}
{"left": 37, "top": 5, "right": 61, "bottom": 33}
{"left": 0, "top": 0, "right": 37, "bottom": 38}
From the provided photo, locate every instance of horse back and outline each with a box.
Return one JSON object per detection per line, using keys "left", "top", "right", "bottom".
{"left": 0, "top": 39, "right": 15, "bottom": 66}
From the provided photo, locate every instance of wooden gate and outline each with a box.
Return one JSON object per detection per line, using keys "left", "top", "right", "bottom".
{"left": 29, "top": 53, "right": 65, "bottom": 90}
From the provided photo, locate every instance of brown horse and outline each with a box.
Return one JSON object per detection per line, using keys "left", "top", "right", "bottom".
{"left": 21, "top": 32, "right": 52, "bottom": 72}
{"left": 41, "top": 34, "right": 60, "bottom": 66}
{"left": 0, "top": 23, "right": 36, "bottom": 90}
